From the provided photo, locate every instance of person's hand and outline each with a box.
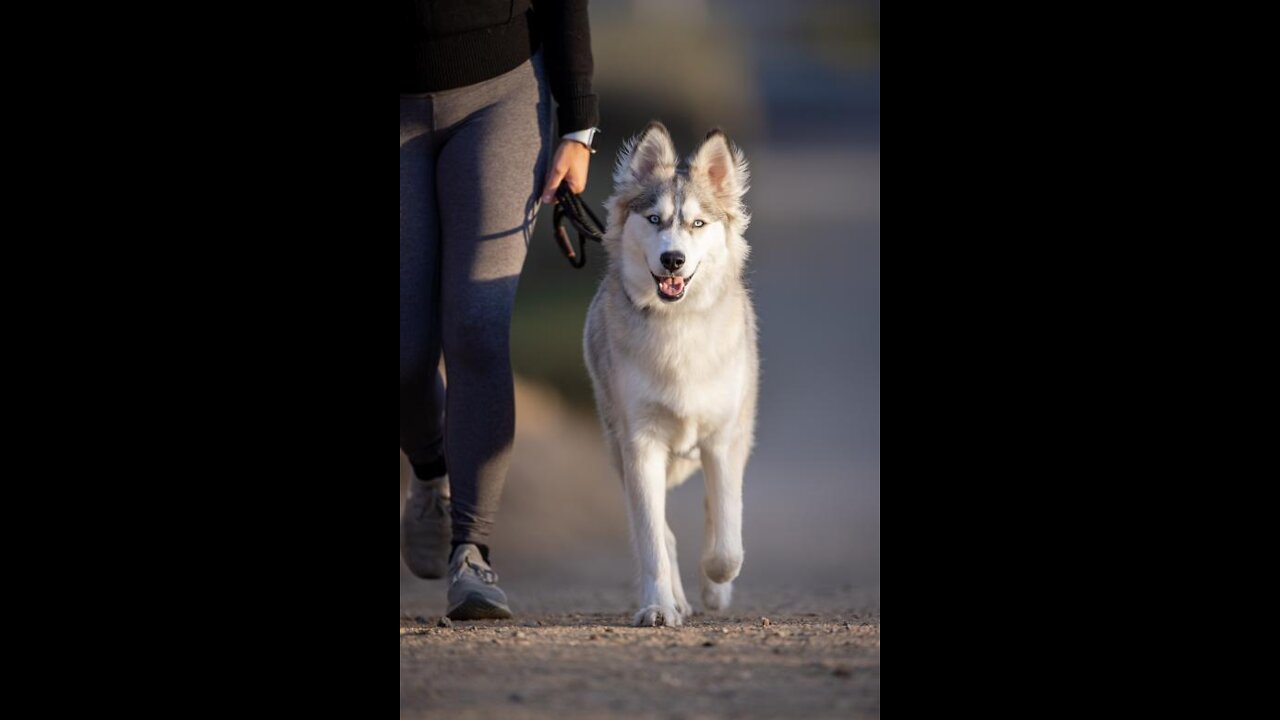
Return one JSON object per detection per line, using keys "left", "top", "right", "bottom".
{"left": 540, "top": 139, "right": 592, "bottom": 204}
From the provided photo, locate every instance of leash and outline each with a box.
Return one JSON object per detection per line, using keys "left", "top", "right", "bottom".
{"left": 552, "top": 183, "right": 605, "bottom": 269}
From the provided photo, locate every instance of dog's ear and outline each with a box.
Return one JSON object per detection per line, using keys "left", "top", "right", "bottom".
{"left": 689, "top": 128, "right": 749, "bottom": 202}
{"left": 615, "top": 121, "right": 678, "bottom": 185}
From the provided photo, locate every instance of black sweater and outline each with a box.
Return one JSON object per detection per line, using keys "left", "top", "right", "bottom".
{"left": 400, "top": 0, "right": 599, "bottom": 133}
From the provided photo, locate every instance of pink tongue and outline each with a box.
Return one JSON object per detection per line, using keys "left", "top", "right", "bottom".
{"left": 661, "top": 277, "right": 685, "bottom": 295}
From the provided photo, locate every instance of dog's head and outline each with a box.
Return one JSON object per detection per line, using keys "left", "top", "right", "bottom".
{"left": 602, "top": 122, "right": 751, "bottom": 311}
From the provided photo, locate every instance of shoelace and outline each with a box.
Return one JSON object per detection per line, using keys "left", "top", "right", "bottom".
{"left": 451, "top": 556, "right": 499, "bottom": 586}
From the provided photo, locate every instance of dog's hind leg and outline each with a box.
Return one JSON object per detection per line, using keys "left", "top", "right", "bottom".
{"left": 699, "top": 494, "right": 732, "bottom": 610}
{"left": 699, "top": 437, "right": 745, "bottom": 611}
{"left": 665, "top": 522, "right": 693, "bottom": 617}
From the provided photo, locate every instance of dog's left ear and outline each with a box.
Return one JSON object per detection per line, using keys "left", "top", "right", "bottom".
{"left": 689, "top": 128, "right": 750, "bottom": 202}
{"left": 615, "top": 121, "right": 678, "bottom": 186}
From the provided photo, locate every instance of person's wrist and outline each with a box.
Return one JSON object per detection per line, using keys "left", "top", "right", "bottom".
{"left": 561, "top": 127, "right": 599, "bottom": 153}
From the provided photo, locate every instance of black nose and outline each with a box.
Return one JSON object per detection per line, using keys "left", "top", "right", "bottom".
{"left": 660, "top": 251, "right": 686, "bottom": 272}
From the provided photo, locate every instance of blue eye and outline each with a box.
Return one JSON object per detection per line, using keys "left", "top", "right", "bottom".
{"left": 647, "top": 215, "right": 661, "bottom": 225}
{"left": 692, "top": 219, "right": 706, "bottom": 228}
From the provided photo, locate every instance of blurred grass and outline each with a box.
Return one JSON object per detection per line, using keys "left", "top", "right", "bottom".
{"left": 510, "top": 276, "right": 598, "bottom": 411}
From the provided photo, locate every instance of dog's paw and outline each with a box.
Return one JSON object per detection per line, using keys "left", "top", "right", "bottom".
{"left": 633, "top": 604, "right": 684, "bottom": 627}
{"left": 702, "top": 550, "right": 744, "bottom": 584}
{"left": 702, "top": 580, "right": 733, "bottom": 611}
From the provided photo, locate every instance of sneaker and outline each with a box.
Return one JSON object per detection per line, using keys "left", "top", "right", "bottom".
{"left": 446, "top": 543, "right": 513, "bottom": 620}
{"left": 401, "top": 473, "right": 451, "bottom": 579}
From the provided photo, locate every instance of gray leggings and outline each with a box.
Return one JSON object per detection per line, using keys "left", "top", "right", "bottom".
{"left": 399, "top": 50, "right": 551, "bottom": 547}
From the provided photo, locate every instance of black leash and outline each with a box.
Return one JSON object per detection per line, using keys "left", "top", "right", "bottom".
{"left": 552, "top": 183, "right": 605, "bottom": 268}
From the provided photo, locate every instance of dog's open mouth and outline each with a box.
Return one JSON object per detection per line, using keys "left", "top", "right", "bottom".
{"left": 652, "top": 270, "right": 696, "bottom": 302}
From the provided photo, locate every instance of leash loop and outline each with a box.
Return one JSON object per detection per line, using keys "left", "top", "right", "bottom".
{"left": 551, "top": 183, "right": 605, "bottom": 269}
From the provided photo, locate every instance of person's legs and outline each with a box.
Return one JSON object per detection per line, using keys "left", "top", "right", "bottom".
{"left": 399, "top": 94, "right": 448, "bottom": 479}
{"left": 433, "top": 51, "right": 552, "bottom": 552}
{"left": 400, "top": 94, "right": 455, "bottom": 580}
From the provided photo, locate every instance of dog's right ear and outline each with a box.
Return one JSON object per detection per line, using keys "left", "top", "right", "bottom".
{"left": 614, "top": 121, "right": 678, "bottom": 185}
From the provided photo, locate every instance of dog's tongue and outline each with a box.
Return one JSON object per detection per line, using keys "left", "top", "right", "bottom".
{"left": 659, "top": 276, "right": 685, "bottom": 297}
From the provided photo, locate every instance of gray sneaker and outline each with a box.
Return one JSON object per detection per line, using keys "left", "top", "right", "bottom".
{"left": 446, "top": 543, "right": 513, "bottom": 620}
{"left": 401, "top": 473, "right": 451, "bottom": 579}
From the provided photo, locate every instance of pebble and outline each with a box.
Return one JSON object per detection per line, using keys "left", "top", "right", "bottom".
{"left": 760, "top": 617, "right": 772, "bottom": 627}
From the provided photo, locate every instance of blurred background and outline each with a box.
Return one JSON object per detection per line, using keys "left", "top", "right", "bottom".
{"left": 402, "top": 0, "right": 879, "bottom": 615}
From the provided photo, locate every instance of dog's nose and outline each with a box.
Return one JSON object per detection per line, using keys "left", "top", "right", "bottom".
{"left": 660, "top": 251, "right": 686, "bottom": 272}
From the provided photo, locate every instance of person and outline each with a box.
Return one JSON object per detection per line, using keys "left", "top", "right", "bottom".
{"left": 400, "top": 0, "right": 599, "bottom": 620}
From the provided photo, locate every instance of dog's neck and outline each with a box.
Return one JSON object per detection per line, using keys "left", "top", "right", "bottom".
{"left": 617, "top": 279, "right": 648, "bottom": 314}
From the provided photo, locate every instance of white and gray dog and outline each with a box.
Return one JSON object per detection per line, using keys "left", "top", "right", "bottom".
{"left": 584, "top": 121, "right": 758, "bottom": 627}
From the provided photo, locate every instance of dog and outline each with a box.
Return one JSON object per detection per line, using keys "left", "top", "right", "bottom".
{"left": 583, "top": 121, "right": 758, "bottom": 627}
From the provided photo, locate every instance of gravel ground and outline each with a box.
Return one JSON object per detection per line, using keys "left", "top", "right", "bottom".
{"left": 400, "top": 595, "right": 880, "bottom": 720}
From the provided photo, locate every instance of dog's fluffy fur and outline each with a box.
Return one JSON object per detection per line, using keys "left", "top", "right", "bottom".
{"left": 583, "top": 122, "right": 759, "bottom": 627}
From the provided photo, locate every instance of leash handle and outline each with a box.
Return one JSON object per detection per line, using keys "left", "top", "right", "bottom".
{"left": 555, "top": 222, "right": 585, "bottom": 268}
{"left": 559, "top": 184, "right": 605, "bottom": 238}
{"left": 552, "top": 183, "right": 604, "bottom": 269}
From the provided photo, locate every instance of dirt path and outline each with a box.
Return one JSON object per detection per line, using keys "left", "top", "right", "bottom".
{"left": 400, "top": 598, "right": 880, "bottom": 720}
{"left": 401, "top": 379, "right": 879, "bottom": 718}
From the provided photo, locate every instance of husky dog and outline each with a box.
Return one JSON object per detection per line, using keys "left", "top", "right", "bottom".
{"left": 583, "top": 122, "right": 758, "bottom": 627}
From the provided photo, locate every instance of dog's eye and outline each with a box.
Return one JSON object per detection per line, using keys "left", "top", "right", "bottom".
{"left": 647, "top": 215, "right": 661, "bottom": 225}
{"left": 692, "top": 219, "right": 706, "bottom": 228}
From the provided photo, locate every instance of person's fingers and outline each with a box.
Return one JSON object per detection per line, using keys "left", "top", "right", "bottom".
{"left": 541, "top": 141, "right": 593, "bottom": 202}
{"left": 564, "top": 148, "right": 590, "bottom": 194}
{"left": 541, "top": 155, "right": 569, "bottom": 204}
{"left": 541, "top": 171, "right": 564, "bottom": 204}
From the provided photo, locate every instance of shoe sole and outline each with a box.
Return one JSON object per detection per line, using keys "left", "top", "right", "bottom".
{"left": 447, "top": 592, "right": 513, "bottom": 620}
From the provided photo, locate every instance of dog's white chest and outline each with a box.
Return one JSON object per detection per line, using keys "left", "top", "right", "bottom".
{"left": 617, "top": 314, "right": 748, "bottom": 429}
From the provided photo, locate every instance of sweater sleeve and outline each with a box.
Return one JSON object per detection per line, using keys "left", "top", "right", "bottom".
{"left": 532, "top": 0, "right": 600, "bottom": 134}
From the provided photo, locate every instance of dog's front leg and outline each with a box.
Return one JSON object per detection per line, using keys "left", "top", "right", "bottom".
{"left": 623, "top": 435, "right": 682, "bottom": 627}
{"left": 699, "top": 439, "right": 745, "bottom": 611}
